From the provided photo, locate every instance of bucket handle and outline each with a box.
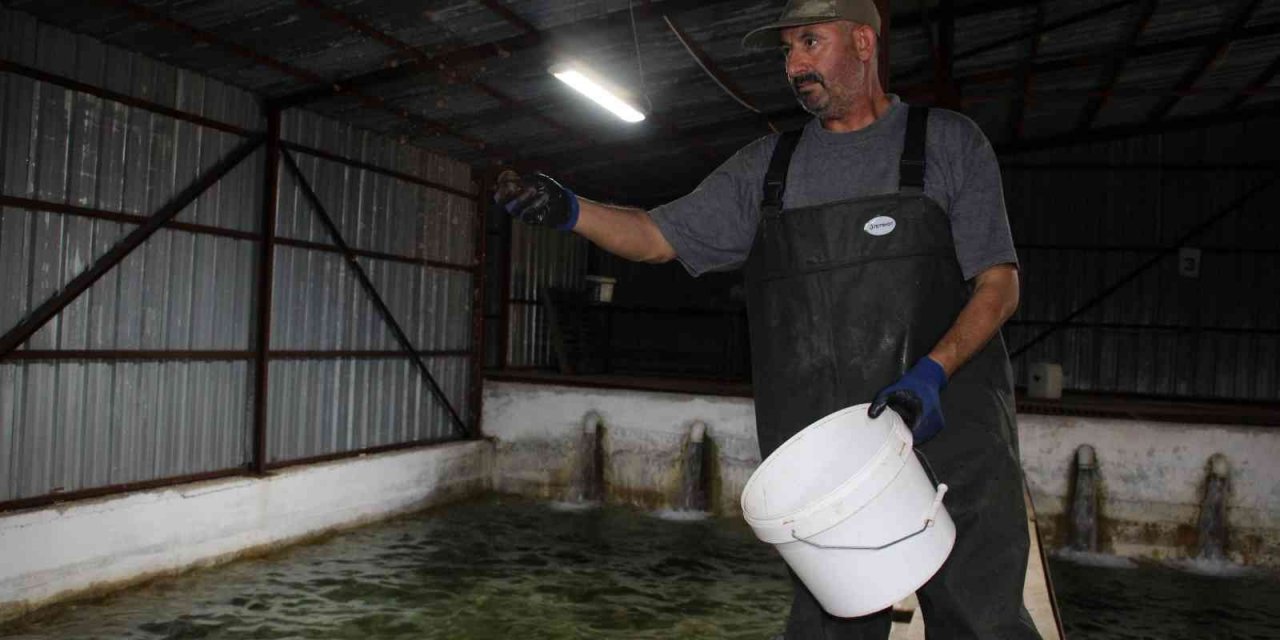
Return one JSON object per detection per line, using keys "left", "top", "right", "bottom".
{"left": 789, "top": 484, "right": 949, "bottom": 551}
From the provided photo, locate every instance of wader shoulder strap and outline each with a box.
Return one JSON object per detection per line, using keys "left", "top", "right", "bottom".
{"left": 900, "top": 106, "right": 928, "bottom": 192}
{"left": 761, "top": 130, "right": 802, "bottom": 218}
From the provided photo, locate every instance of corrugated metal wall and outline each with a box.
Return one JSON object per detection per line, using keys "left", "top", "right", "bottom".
{"left": 1004, "top": 117, "right": 1280, "bottom": 401}
{"left": 0, "top": 6, "right": 477, "bottom": 504}
{"left": 271, "top": 111, "right": 475, "bottom": 463}
{"left": 0, "top": 8, "right": 263, "bottom": 502}
{"left": 505, "top": 223, "right": 588, "bottom": 368}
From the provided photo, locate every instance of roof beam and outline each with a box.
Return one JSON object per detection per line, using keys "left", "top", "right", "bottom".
{"left": 94, "top": 0, "right": 501, "bottom": 157}
{"left": 535, "top": 93, "right": 1280, "bottom": 174}
{"left": 1146, "top": 0, "right": 1264, "bottom": 123}
{"left": 294, "top": 0, "right": 591, "bottom": 152}
{"left": 473, "top": 0, "right": 541, "bottom": 36}
{"left": 1076, "top": 0, "right": 1158, "bottom": 131}
{"left": 1220, "top": 51, "right": 1280, "bottom": 112}
{"left": 958, "top": 20, "right": 1280, "bottom": 89}
{"left": 895, "top": 0, "right": 1138, "bottom": 84}
{"left": 275, "top": 0, "right": 1037, "bottom": 112}
{"left": 998, "top": 102, "right": 1280, "bottom": 155}
{"left": 466, "top": 1, "right": 729, "bottom": 169}
{"left": 273, "top": 0, "right": 742, "bottom": 109}
{"left": 1006, "top": 1, "right": 1044, "bottom": 141}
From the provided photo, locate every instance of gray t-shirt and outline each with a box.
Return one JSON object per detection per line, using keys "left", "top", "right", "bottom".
{"left": 648, "top": 96, "right": 1016, "bottom": 281}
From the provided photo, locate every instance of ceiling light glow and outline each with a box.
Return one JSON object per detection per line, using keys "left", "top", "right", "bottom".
{"left": 551, "top": 67, "right": 646, "bottom": 123}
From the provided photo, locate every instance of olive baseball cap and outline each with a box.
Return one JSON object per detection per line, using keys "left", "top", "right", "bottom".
{"left": 742, "top": 0, "right": 882, "bottom": 50}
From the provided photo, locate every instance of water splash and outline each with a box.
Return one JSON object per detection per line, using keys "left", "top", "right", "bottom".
{"left": 1167, "top": 557, "right": 1259, "bottom": 578}
{"left": 571, "top": 412, "right": 606, "bottom": 504}
{"left": 1067, "top": 444, "right": 1099, "bottom": 552}
{"left": 1194, "top": 453, "right": 1230, "bottom": 562}
{"left": 676, "top": 421, "right": 711, "bottom": 514}
{"left": 651, "top": 508, "right": 711, "bottom": 522}
{"left": 1051, "top": 549, "right": 1136, "bottom": 569}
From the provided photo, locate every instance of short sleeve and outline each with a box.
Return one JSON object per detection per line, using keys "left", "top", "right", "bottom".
{"left": 647, "top": 136, "right": 775, "bottom": 277}
{"left": 935, "top": 114, "right": 1019, "bottom": 280}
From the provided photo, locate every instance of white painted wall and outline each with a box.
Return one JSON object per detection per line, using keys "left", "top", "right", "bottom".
{"left": 0, "top": 441, "right": 491, "bottom": 622}
{"left": 484, "top": 381, "right": 1280, "bottom": 565}
{"left": 1018, "top": 414, "right": 1280, "bottom": 564}
{"left": 483, "top": 381, "right": 759, "bottom": 514}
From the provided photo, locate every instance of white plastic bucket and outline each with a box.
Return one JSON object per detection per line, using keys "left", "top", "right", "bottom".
{"left": 741, "top": 404, "right": 955, "bottom": 618}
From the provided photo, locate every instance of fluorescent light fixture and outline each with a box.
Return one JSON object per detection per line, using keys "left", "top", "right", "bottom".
{"left": 551, "top": 66, "right": 646, "bottom": 123}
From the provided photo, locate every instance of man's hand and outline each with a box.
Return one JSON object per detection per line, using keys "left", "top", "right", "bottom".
{"left": 493, "top": 170, "right": 579, "bottom": 231}
{"left": 868, "top": 356, "right": 948, "bottom": 444}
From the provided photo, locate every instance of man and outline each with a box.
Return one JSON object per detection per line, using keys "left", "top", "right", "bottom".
{"left": 496, "top": 1, "right": 1040, "bottom": 637}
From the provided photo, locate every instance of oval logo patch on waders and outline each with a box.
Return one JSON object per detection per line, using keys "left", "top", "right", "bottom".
{"left": 863, "top": 216, "right": 897, "bottom": 236}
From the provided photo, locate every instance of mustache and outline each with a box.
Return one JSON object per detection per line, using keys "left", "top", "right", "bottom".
{"left": 790, "top": 72, "right": 824, "bottom": 91}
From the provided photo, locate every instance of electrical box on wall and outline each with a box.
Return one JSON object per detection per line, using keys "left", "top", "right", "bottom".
{"left": 1028, "top": 363, "right": 1063, "bottom": 399}
{"left": 1178, "top": 247, "right": 1201, "bottom": 278}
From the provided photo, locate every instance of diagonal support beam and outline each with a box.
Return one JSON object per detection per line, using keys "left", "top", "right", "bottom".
{"left": 1077, "top": 0, "right": 1158, "bottom": 131}
{"left": 280, "top": 150, "right": 472, "bottom": 439}
{"left": 0, "top": 135, "right": 264, "bottom": 358}
{"left": 1221, "top": 51, "right": 1280, "bottom": 112}
{"left": 1010, "top": 171, "right": 1280, "bottom": 358}
{"left": 1147, "top": 0, "right": 1263, "bottom": 123}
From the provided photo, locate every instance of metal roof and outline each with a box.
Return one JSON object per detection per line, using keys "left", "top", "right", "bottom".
{"left": 5, "top": 0, "right": 1279, "bottom": 203}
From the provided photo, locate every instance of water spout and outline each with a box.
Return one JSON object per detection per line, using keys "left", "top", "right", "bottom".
{"left": 1195, "top": 454, "right": 1230, "bottom": 561}
{"left": 573, "top": 412, "right": 606, "bottom": 503}
{"left": 677, "top": 421, "right": 711, "bottom": 513}
{"left": 1067, "top": 444, "right": 1099, "bottom": 552}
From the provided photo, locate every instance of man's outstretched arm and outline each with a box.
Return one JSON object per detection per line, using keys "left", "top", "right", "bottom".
{"left": 574, "top": 198, "right": 677, "bottom": 264}
{"left": 494, "top": 170, "right": 676, "bottom": 264}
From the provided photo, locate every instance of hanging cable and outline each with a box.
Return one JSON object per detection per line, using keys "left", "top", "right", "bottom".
{"left": 628, "top": 0, "right": 655, "bottom": 113}
{"left": 664, "top": 15, "right": 778, "bottom": 132}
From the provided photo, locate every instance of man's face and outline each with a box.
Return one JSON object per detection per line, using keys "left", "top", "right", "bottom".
{"left": 780, "top": 21, "right": 867, "bottom": 119}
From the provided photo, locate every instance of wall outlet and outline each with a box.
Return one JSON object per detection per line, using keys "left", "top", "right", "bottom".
{"left": 1178, "top": 247, "right": 1201, "bottom": 278}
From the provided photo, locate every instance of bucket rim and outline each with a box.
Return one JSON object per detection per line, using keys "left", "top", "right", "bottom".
{"left": 741, "top": 404, "right": 911, "bottom": 531}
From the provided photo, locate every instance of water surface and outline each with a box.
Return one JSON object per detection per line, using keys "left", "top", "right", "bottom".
{"left": 1050, "top": 556, "right": 1280, "bottom": 639}
{"left": 3, "top": 497, "right": 792, "bottom": 639}
{"left": 9, "top": 496, "right": 1280, "bottom": 639}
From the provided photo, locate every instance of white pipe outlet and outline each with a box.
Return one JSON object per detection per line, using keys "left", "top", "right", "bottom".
{"left": 1075, "top": 444, "right": 1097, "bottom": 469}
{"left": 1209, "top": 453, "right": 1230, "bottom": 478}
{"left": 582, "top": 411, "right": 603, "bottom": 435}
{"left": 688, "top": 421, "right": 707, "bottom": 444}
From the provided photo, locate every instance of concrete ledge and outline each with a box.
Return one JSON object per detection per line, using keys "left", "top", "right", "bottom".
{"left": 0, "top": 440, "right": 492, "bottom": 623}
{"left": 483, "top": 380, "right": 759, "bottom": 515}
{"left": 1019, "top": 414, "right": 1280, "bottom": 566}
{"left": 486, "top": 380, "right": 1280, "bottom": 567}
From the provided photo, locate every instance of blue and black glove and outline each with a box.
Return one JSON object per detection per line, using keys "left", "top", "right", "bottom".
{"left": 868, "top": 356, "right": 948, "bottom": 444}
{"left": 493, "top": 170, "right": 579, "bottom": 231}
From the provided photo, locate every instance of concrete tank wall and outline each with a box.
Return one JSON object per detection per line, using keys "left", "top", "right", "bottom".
{"left": 1018, "top": 414, "right": 1280, "bottom": 566}
{"left": 482, "top": 381, "right": 758, "bottom": 515}
{"left": 483, "top": 380, "right": 1280, "bottom": 566}
{"left": 0, "top": 441, "right": 492, "bottom": 624}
